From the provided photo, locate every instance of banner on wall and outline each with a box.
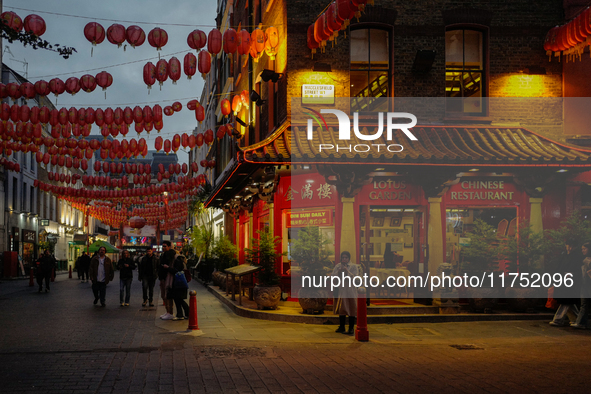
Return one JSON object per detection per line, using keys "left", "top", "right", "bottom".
{"left": 123, "top": 225, "right": 157, "bottom": 237}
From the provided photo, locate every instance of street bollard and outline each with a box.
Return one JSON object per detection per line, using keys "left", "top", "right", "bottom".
{"left": 29, "top": 268, "right": 34, "bottom": 287}
{"left": 188, "top": 290, "right": 199, "bottom": 330}
{"left": 51, "top": 267, "right": 55, "bottom": 282}
{"left": 68, "top": 265, "right": 72, "bottom": 279}
{"left": 356, "top": 287, "right": 369, "bottom": 342}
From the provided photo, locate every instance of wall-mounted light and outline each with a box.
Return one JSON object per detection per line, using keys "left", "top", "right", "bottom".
{"left": 258, "top": 69, "right": 283, "bottom": 83}
{"left": 312, "top": 62, "right": 332, "bottom": 72}
{"left": 250, "top": 90, "right": 266, "bottom": 107}
{"left": 521, "top": 66, "right": 546, "bottom": 75}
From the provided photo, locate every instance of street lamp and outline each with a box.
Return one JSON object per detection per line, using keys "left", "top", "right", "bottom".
{"left": 163, "top": 191, "right": 169, "bottom": 239}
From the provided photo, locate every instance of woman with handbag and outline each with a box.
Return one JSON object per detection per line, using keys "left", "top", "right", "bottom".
{"left": 167, "top": 255, "right": 190, "bottom": 320}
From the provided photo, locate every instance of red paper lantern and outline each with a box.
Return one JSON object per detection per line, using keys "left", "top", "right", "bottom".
{"left": 34, "top": 80, "right": 50, "bottom": 96}
{"left": 181, "top": 133, "right": 189, "bottom": 149}
{"left": 251, "top": 28, "right": 266, "bottom": 53}
{"left": 232, "top": 95, "right": 242, "bottom": 115}
{"left": 187, "top": 99, "right": 197, "bottom": 111}
{"left": 217, "top": 125, "right": 226, "bottom": 140}
{"left": 198, "top": 50, "right": 211, "bottom": 77}
{"left": 96, "top": 71, "right": 113, "bottom": 91}
{"left": 156, "top": 59, "right": 168, "bottom": 86}
{"left": 223, "top": 28, "right": 238, "bottom": 54}
{"left": 196, "top": 133, "right": 204, "bottom": 147}
{"left": 204, "top": 129, "right": 214, "bottom": 145}
{"left": 126, "top": 25, "right": 146, "bottom": 47}
{"left": 208, "top": 28, "right": 222, "bottom": 55}
{"left": 172, "top": 134, "right": 181, "bottom": 152}
{"left": 143, "top": 106, "right": 153, "bottom": 123}
{"left": 164, "top": 139, "right": 171, "bottom": 154}
{"left": 144, "top": 62, "right": 156, "bottom": 90}
{"left": 129, "top": 216, "right": 147, "bottom": 229}
{"left": 84, "top": 22, "right": 105, "bottom": 45}
{"left": 6, "top": 83, "right": 21, "bottom": 100}
{"left": 220, "top": 98, "right": 231, "bottom": 117}
{"left": 172, "top": 102, "right": 182, "bottom": 112}
{"left": 148, "top": 27, "right": 168, "bottom": 50}
{"left": 187, "top": 29, "right": 207, "bottom": 50}
{"left": 23, "top": 14, "right": 46, "bottom": 36}
{"left": 114, "top": 107, "right": 123, "bottom": 125}
{"left": 19, "top": 82, "right": 36, "bottom": 99}
{"left": 152, "top": 104, "right": 163, "bottom": 122}
{"left": 68, "top": 107, "right": 78, "bottom": 124}
{"left": 65, "top": 77, "right": 81, "bottom": 95}
{"left": 164, "top": 106, "right": 174, "bottom": 116}
{"left": 49, "top": 78, "right": 65, "bottom": 97}
{"left": 168, "top": 57, "right": 181, "bottom": 84}
{"left": 238, "top": 29, "right": 251, "bottom": 55}
{"left": 195, "top": 105, "right": 205, "bottom": 123}
{"left": 80, "top": 74, "right": 97, "bottom": 92}
{"left": 188, "top": 135, "right": 196, "bottom": 149}
{"left": 184, "top": 53, "right": 197, "bottom": 79}
{"left": 104, "top": 107, "right": 114, "bottom": 125}
{"left": 2, "top": 11, "right": 23, "bottom": 32}
{"left": 307, "top": 24, "right": 319, "bottom": 56}
{"left": 123, "top": 107, "right": 134, "bottom": 125}
{"left": 106, "top": 23, "right": 126, "bottom": 47}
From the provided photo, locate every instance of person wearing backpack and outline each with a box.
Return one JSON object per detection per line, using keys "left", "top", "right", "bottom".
{"left": 166, "top": 255, "right": 190, "bottom": 320}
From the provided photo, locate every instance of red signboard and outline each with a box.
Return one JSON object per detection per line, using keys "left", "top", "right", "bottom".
{"left": 286, "top": 209, "right": 333, "bottom": 227}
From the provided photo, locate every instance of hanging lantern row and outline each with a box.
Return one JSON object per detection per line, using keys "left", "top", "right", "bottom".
{"left": 0, "top": 72, "right": 112, "bottom": 101}
{"left": 1, "top": 11, "right": 46, "bottom": 36}
{"left": 231, "top": 90, "right": 250, "bottom": 115}
{"left": 544, "top": 8, "right": 591, "bottom": 61}
{"left": 0, "top": 102, "right": 174, "bottom": 132}
{"left": 187, "top": 99, "right": 205, "bottom": 123}
{"left": 81, "top": 173, "right": 151, "bottom": 188}
{"left": 47, "top": 172, "right": 82, "bottom": 185}
{"left": 84, "top": 23, "right": 160, "bottom": 49}
{"left": 0, "top": 156, "right": 21, "bottom": 172}
{"left": 92, "top": 161, "right": 152, "bottom": 175}
{"left": 143, "top": 57, "right": 184, "bottom": 90}
{"left": 307, "top": 0, "right": 372, "bottom": 57}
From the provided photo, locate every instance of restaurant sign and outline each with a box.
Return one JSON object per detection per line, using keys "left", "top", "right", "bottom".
{"left": 287, "top": 209, "right": 333, "bottom": 228}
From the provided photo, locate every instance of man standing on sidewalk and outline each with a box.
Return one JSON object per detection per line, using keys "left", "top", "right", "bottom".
{"left": 89, "top": 246, "right": 114, "bottom": 307}
{"left": 36, "top": 250, "right": 56, "bottom": 293}
{"left": 138, "top": 248, "right": 158, "bottom": 307}
{"left": 158, "top": 241, "right": 176, "bottom": 320}
{"left": 79, "top": 252, "right": 91, "bottom": 283}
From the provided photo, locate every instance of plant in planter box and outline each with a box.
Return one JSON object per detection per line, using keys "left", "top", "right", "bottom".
{"left": 245, "top": 227, "right": 286, "bottom": 310}
{"left": 188, "top": 184, "right": 215, "bottom": 283}
{"left": 290, "top": 226, "right": 334, "bottom": 314}
{"left": 210, "top": 236, "right": 238, "bottom": 288}
{"left": 499, "top": 222, "right": 549, "bottom": 312}
{"left": 460, "top": 219, "right": 502, "bottom": 311}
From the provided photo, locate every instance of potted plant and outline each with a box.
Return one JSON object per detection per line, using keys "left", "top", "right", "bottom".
{"left": 188, "top": 185, "right": 215, "bottom": 284}
{"left": 245, "top": 226, "right": 286, "bottom": 310}
{"left": 500, "top": 222, "right": 548, "bottom": 312}
{"left": 210, "top": 236, "right": 239, "bottom": 289}
{"left": 290, "top": 226, "right": 333, "bottom": 314}
{"left": 460, "top": 219, "right": 502, "bottom": 312}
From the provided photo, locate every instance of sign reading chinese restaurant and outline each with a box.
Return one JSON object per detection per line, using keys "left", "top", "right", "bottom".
{"left": 287, "top": 209, "right": 333, "bottom": 228}
{"left": 301, "top": 84, "right": 335, "bottom": 104}
{"left": 447, "top": 180, "right": 519, "bottom": 204}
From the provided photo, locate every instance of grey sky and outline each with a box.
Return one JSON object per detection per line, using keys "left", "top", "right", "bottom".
{"left": 3, "top": 0, "right": 219, "bottom": 164}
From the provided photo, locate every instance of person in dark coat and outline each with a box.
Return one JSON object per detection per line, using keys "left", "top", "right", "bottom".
{"left": 138, "top": 248, "right": 159, "bottom": 307}
{"left": 117, "top": 250, "right": 136, "bottom": 306}
{"left": 167, "top": 255, "right": 190, "bottom": 320}
{"left": 79, "top": 252, "right": 91, "bottom": 283}
{"left": 36, "top": 249, "right": 56, "bottom": 293}
{"left": 572, "top": 242, "right": 591, "bottom": 329}
{"left": 90, "top": 247, "right": 114, "bottom": 307}
{"left": 158, "top": 241, "right": 177, "bottom": 320}
{"left": 550, "top": 243, "right": 581, "bottom": 326}
{"left": 383, "top": 243, "right": 394, "bottom": 268}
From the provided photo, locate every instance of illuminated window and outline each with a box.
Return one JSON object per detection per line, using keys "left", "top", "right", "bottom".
{"left": 350, "top": 28, "right": 390, "bottom": 112}
{"left": 445, "top": 29, "right": 486, "bottom": 115}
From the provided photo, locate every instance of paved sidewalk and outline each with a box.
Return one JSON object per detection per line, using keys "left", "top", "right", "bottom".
{"left": 0, "top": 274, "right": 588, "bottom": 393}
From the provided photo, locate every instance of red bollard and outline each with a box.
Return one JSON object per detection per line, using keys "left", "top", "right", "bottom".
{"left": 188, "top": 290, "right": 199, "bottom": 330}
{"left": 51, "top": 267, "right": 55, "bottom": 282}
{"left": 68, "top": 265, "right": 72, "bottom": 279}
{"left": 356, "top": 287, "right": 369, "bottom": 342}
{"left": 29, "top": 268, "right": 35, "bottom": 287}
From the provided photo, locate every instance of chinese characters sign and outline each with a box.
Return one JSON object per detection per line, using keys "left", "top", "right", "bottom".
{"left": 284, "top": 182, "right": 335, "bottom": 202}
{"left": 287, "top": 209, "right": 333, "bottom": 228}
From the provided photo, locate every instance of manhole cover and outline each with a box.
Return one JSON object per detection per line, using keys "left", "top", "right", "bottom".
{"left": 450, "top": 344, "right": 484, "bottom": 350}
{"left": 397, "top": 328, "right": 436, "bottom": 336}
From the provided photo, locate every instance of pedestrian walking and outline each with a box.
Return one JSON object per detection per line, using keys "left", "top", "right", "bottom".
{"left": 549, "top": 243, "right": 581, "bottom": 326}
{"left": 166, "top": 255, "right": 190, "bottom": 320}
{"left": 138, "top": 248, "right": 158, "bottom": 307}
{"left": 332, "top": 251, "right": 359, "bottom": 335}
{"left": 117, "top": 250, "right": 136, "bottom": 307}
{"left": 572, "top": 242, "right": 591, "bottom": 329}
{"left": 89, "top": 246, "right": 114, "bottom": 307}
{"left": 79, "top": 252, "right": 91, "bottom": 283}
{"left": 36, "top": 250, "right": 56, "bottom": 293}
{"left": 158, "top": 241, "right": 177, "bottom": 320}
{"left": 75, "top": 255, "right": 83, "bottom": 281}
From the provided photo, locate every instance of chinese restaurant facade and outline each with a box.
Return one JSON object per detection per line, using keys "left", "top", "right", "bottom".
{"left": 200, "top": 0, "right": 591, "bottom": 302}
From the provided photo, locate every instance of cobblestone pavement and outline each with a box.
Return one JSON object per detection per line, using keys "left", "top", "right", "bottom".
{"left": 0, "top": 275, "right": 589, "bottom": 393}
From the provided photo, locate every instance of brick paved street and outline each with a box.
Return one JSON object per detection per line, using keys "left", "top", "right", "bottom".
{"left": 0, "top": 275, "right": 589, "bottom": 393}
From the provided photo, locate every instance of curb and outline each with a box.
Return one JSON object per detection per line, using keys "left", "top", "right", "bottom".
{"left": 206, "top": 284, "right": 554, "bottom": 325}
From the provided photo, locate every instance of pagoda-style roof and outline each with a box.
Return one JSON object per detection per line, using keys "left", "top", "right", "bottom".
{"left": 243, "top": 125, "right": 591, "bottom": 166}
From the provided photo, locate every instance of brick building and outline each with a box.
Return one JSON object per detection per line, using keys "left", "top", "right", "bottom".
{"left": 197, "top": 0, "right": 591, "bottom": 303}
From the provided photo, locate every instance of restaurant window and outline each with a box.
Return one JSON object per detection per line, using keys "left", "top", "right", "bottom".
{"left": 350, "top": 28, "right": 390, "bottom": 112}
{"left": 445, "top": 28, "right": 486, "bottom": 115}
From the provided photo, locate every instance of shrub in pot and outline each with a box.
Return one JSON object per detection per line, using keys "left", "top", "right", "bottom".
{"left": 290, "top": 226, "right": 333, "bottom": 314}
{"left": 245, "top": 227, "right": 286, "bottom": 310}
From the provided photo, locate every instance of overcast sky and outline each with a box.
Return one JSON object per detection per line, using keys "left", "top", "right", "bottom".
{"left": 3, "top": 0, "right": 219, "bottom": 164}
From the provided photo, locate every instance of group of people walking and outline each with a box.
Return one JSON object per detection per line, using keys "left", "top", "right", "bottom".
{"left": 550, "top": 242, "right": 591, "bottom": 329}
{"left": 83, "top": 241, "right": 191, "bottom": 321}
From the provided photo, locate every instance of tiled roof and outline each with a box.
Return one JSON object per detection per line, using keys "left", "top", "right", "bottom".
{"left": 243, "top": 126, "right": 591, "bottom": 166}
